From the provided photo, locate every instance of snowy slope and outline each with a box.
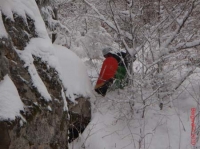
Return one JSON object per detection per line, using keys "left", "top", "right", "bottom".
{"left": 70, "top": 93, "right": 195, "bottom": 149}
{"left": 70, "top": 71, "right": 200, "bottom": 149}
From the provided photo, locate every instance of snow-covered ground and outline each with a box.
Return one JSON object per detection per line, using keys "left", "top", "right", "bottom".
{"left": 70, "top": 71, "right": 200, "bottom": 149}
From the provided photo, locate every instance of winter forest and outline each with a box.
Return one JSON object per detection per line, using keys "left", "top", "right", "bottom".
{"left": 0, "top": 0, "right": 200, "bottom": 149}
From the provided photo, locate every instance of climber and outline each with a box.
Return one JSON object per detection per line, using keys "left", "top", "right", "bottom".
{"left": 95, "top": 47, "right": 130, "bottom": 96}
{"left": 95, "top": 47, "right": 118, "bottom": 96}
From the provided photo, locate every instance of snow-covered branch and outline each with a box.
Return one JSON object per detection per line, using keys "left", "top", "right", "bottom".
{"left": 83, "top": 0, "right": 133, "bottom": 40}
{"left": 162, "top": 0, "right": 196, "bottom": 50}
{"left": 175, "top": 39, "right": 200, "bottom": 50}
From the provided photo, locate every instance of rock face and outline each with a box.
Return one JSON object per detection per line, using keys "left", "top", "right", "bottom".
{"left": 0, "top": 7, "right": 91, "bottom": 149}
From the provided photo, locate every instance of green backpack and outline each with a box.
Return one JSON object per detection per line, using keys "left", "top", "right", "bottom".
{"left": 113, "top": 66, "right": 127, "bottom": 89}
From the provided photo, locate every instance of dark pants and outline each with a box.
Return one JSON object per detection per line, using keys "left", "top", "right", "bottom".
{"left": 95, "top": 79, "right": 113, "bottom": 96}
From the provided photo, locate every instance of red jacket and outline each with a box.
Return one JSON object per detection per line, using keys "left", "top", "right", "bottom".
{"left": 95, "top": 57, "right": 118, "bottom": 89}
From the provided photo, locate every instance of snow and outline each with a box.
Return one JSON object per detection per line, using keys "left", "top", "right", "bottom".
{"left": 176, "top": 39, "right": 200, "bottom": 50}
{"left": 0, "top": 0, "right": 92, "bottom": 121}
{"left": 0, "top": 0, "right": 49, "bottom": 38}
{"left": 83, "top": 0, "right": 133, "bottom": 41}
{"left": 54, "top": 44, "right": 92, "bottom": 102}
{"left": 2, "top": 0, "right": 93, "bottom": 103}
{"left": 0, "top": 11, "right": 7, "bottom": 38}
{"left": 16, "top": 47, "right": 52, "bottom": 102}
{"left": 1, "top": 0, "right": 199, "bottom": 148}
{"left": 177, "top": 18, "right": 183, "bottom": 25}
{"left": 47, "top": 105, "right": 52, "bottom": 111}
{"left": 0, "top": 75, "right": 24, "bottom": 120}
{"left": 0, "top": 0, "right": 53, "bottom": 101}
{"left": 69, "top": 69, "right": 200, "bottom": 149}
{"left": 70, "top": 91, "right": 195, "bottom": 149}
{"left": 17, "top": 35, "right": 92, "bottom": 103}
{"left": 61, "top": 88, "right": 68, "bottom": 111}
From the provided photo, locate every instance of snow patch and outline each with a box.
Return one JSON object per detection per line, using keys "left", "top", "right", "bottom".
{"left": 54, "top": 44, "right": 92, "bottom": 102}
{"left": 16, "top": 48, "right": 52, "bottom": 102}
{"left": 0, "top": 75, "right": 24, "bottom": 120}
{"left": 47, "top": 105, "right": 52, "bottom": 111}
{"left": 20, "top": 37, "right": 92, "bottom": 102}
{"left": 61, "top": 88, "right": 68, "bottom": 111}
{"left": 0, "top": 11, "right": 7, "bottom": 38}
{"left": 0, "top": 0, "right": 49, "bottom": 38}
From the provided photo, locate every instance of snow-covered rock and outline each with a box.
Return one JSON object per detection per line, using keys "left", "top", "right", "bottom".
{"left": 0, "top": 0, "right": 92, "bottom": 148}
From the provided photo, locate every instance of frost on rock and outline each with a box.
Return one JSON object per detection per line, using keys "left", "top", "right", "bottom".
{"left": 0, "top": 75, "right": 24, "bottom": 120}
